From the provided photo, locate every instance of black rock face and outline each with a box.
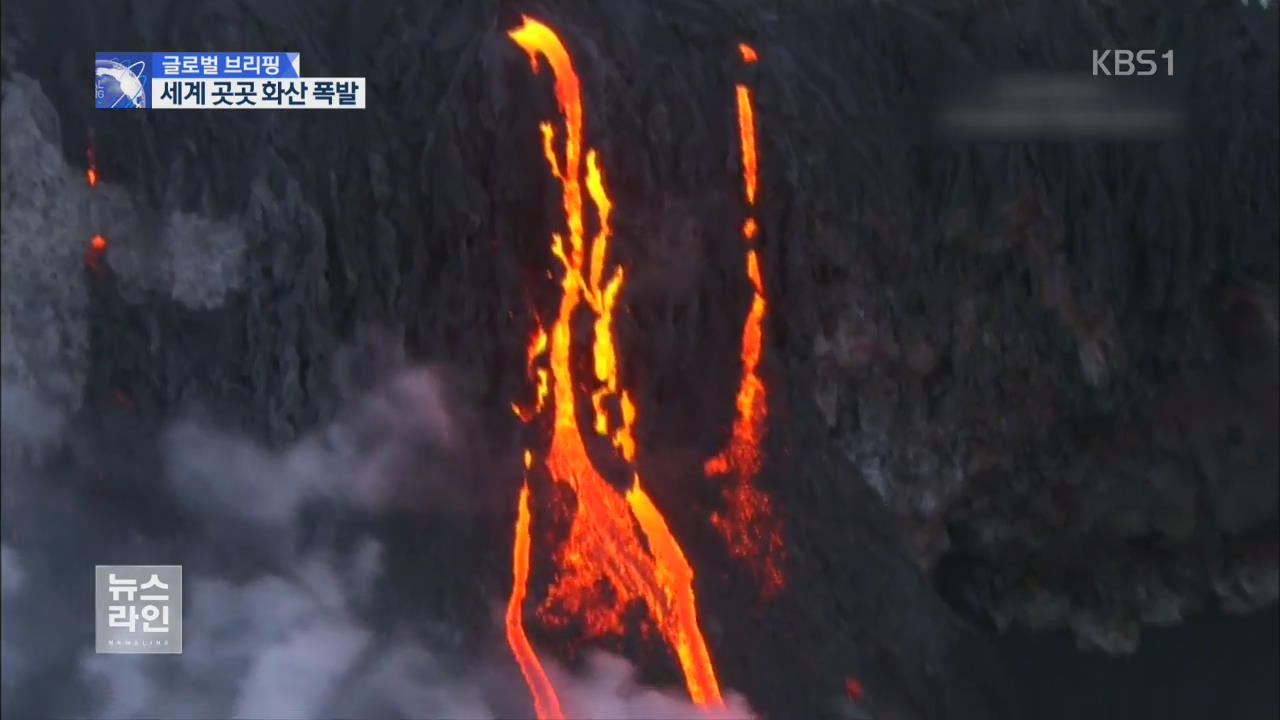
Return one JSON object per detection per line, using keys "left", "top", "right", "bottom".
{"left": 1, "top": 1, "right": 1275, "bottom": 719}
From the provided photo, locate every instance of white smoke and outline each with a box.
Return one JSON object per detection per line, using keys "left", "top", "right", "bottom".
{"left": 101, "top": 207, "right": 248, "bottom": 310}
{"left": 89, "top": 368, "right": 476, "bottom": 719}
{"left": 2, "top": 369, "right": 755, "bottom": 718}
{"left": 1, "top": 71, "right": 89, "bottom": 702}
{"left": 0, "top": 74, "right": 93, "bottom": 464}
{"left": 550, "top": 652, "right": 756, "bottom": 719}
{"left": 1, "top": 365, "right": 484, "bottom": 718}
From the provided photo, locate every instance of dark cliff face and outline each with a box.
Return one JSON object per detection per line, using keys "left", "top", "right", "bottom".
{"left": 1, "top": 1, "right": 1276, "bottom": 719}
{"left": 1002, "top": 606, "right": 1279, "bottom": 720}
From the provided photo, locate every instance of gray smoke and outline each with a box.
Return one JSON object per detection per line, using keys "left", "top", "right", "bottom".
{"left": 65, "top": 368, "right": 477, "bottom": 719}
{"left": 3, "top": 364, "right": 756, "bottom": 718}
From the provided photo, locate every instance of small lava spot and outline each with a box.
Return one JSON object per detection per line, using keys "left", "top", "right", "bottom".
{"left": 113, "top": 389, "right": 135, "bottom": 413}
{"left": 84, "top": 236, "right": 108, "bottom": 273}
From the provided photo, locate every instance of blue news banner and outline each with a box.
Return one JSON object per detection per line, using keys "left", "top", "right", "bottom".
{"left": 95, "top": 52, "right": 365, "bottom": 109}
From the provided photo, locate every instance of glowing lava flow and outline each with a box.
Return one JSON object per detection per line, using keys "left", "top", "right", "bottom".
{"left": 702, "top": 43, "right": 786, "bottom": 597}
{"left": 505, "top": 16, "right": 722, "bottom": 715}
{"left": 507, "top": 476, "right": 563, "bottom": 720}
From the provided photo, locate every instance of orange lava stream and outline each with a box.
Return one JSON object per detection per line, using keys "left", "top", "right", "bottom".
{"left": 506, "top": 16, "right": 722, "bottom": 715}
{"left": 702, "top": 45, "right": 786, "bottom": 597}
{"left": 507, "top": 480, "right": 564, "bottom": 720}
{"left": 512, "top": 324, "right": 550, "bottom": 422}
{"left": 735, "top": 86, "right": 758, "bottom": 206}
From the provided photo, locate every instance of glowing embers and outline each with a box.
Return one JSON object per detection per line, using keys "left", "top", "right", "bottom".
{"left": 505, "top": 16, "right": 722, "bottom": 717}
{"left": 84, "top": 233, "right": 108, "bottom": 271}
{"left": 701, "top": 43, "right": 786, "bottom": 598}
{"left": 84, "top": 145, "right": 108, "bottom": 270}
{"left": 86, "top": 145, "right": 99, "bottom": 187}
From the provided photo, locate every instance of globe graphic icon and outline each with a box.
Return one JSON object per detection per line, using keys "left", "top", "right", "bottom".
{"left": 95, "top": 59, "right": 146, "bottom": 109}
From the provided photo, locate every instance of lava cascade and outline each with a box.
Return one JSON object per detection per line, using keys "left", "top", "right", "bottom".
{"left": 701, "top": 42, "right": 786, "bottom": 597}
{"left": 504, "top": 17, "right": 723, "bottom": 717}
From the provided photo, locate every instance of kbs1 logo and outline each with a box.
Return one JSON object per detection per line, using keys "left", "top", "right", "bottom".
{"left": 95, "top": 565, "right": 183, "bottom": 654}
{"left": 1092, "top": 49, "right": 1174, "bottom": 77}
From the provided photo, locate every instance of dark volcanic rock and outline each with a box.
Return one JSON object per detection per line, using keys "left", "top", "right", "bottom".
{"left": 1, "top": 0, "right": 1276, "bottom": 719}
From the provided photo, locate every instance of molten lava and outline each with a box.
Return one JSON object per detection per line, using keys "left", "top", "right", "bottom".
{"left": 84, "top": 233, "right": 108, "bottom": 271}
{"left": 702, "top": 43, "right": 786, "bottom": 597}
{"left": 505, "top": 16, "right": 723, "bottom": 715}
{"left": 507, "top": 481, "right": 564, "bottom": 720}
